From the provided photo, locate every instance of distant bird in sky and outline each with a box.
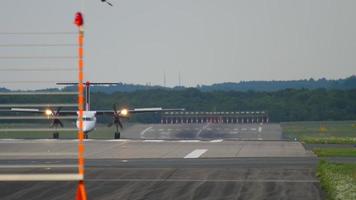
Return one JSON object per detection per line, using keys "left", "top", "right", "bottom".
{"left": 101, "top": 0, "right": 113, "bottom": 6}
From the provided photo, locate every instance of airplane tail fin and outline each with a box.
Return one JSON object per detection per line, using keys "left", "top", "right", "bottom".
{"left": 57, "top": 82, "right": 120, "bottom": 111}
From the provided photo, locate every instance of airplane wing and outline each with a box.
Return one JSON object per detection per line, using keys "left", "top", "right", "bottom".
{"left": 5, "top": 107, "right": 184, "bottom": 116}
{"left": 129, "top": 108, "right": 185, "bottom": 114}
{"left": 6, "top": 108, "right": 77, "bottom": 116}
{"left": 96, "top": 107, "right": 185, "bottom": 116}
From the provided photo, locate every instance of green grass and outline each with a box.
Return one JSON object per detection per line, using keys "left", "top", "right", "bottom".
{"left": 313, "top": 148, "right": 356, "bottom": 157}
{"left": 317, "top": 160, "right": 356, "bottom": 200}
{"left": 301, "top": 136, "right": 356, "bottom": 144}
{"left": 282, "top": 121, "right": 356, "bottom": 144}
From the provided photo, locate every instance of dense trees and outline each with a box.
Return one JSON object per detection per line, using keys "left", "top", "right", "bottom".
{"left": 0, "top": 88, "right": 356, "bottom": 123}
{"left": 91, "top": 88, "right": 356, "bottom": 122}
{"left": 198, "top": 76, "right": 356, "bottom": 91}
{"left": 58, "top": 76, "right": 356, "bottom": 93}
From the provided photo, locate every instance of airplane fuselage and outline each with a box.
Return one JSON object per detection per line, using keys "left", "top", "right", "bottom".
{"left": 76, "top": 111, "right": 97, "bottom": 133}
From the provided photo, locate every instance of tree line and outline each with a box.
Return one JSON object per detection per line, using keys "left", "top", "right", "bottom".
{"left": 0, "top": 88, "right": 355, "bottom": 123}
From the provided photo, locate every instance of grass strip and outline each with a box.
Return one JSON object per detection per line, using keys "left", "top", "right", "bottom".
{"left": 313, "top": 148, "right": 356, "bottom": 157}
{"left": 317, "top": 160, "right": 356, "bottom": 200}
{"left": 301, "top": 136, "right": 356, "bottom": 144}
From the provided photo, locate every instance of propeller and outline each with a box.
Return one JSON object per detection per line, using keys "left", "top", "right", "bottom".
{"left": 101, "top": 0, "right": 113, "bottom": 6}
{"left": 108, "top": 104, "right": 123, "bottom": 133}
{"left": 49, "top": 107, "right": 64, "bottom": 129}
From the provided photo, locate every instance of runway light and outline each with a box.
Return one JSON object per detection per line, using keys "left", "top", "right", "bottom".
{"left": 120, "top": 109, "right": 128, "bottom": 116}
{"left": 45, "top": 109, "right": 53, "bottom": 116}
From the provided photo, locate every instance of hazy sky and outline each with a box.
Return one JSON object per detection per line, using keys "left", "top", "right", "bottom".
{"left": 0, "top": 0, "right": 355, "bottom": 89}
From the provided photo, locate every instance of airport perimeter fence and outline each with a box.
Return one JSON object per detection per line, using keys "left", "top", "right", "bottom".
{"left": 0, "top": 13, "right": 87, "bottom": 198}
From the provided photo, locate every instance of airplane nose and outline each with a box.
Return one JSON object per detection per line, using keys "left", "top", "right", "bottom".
{"left": 83, "top": 123, "right": 88, "bottom": 132}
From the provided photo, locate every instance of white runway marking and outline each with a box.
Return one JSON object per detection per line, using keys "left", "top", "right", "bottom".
{"left": 0, "top": 174, "right": 83, "bottom": 181}
{"left": 178, "top": 140, "right": 200, "bottom": 143}
{"left": 140, "top": 127, "right": 153, "bottom": 138}
{"left": 0, "top": 164, "right": 77, "bottom": 168}
{"left": 0, "top": 139, "right": 23, "bottom": 141}
{"left": 258, "top": 127, "right": 262, "bottom": 133}
{"left": 143, "top": 140, "right": 164, "bottom": 142}
{"left": 184, "top": 149, "right": 208, "bottom": 158}
{"left": 210, "top": 139, "right": 223, "bottom": 143}
{"left": 250, "top": 128, "right": 257, "bottom": 131}
{"left": 106, "top": 139, "right": 130, "bottom": 142}
{"left": 0, "top": 152, "right": 76, "bottom": 156}
{"left": 241, "top": 128, "right": 247, "bottom": 131}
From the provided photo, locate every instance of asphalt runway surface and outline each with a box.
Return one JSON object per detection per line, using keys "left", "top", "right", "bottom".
{"left": 122, "top": 123, "right": 282, "bottom": 140}
{"left": 0, "top": 139, "right": 313, "bottom": 159}
{"left": 0, "top": 158, "right": 323, "bottom": 200}
{"left": 0, "top": 123, "right": 323, "bottom": 199}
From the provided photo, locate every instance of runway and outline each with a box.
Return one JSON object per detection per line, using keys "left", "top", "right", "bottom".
{"left": 121, "top": 123, "right": 282, "bottom": 140}
{"left": 0, "top": 139, "right": 313, "bottom": 159}
{"left": 0, "top": 123, "right": 323, "bottom": 199}
{"left": 0, "top": 158, "right": 323, "bottom": 200}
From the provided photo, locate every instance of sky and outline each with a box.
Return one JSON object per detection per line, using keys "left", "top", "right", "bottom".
{"left": 0, "top": 0, "right": 355, "bottom": 89}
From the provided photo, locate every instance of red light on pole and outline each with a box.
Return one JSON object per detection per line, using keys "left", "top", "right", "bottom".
{"left": 74, "top": 12, "right": 84, "bottom": 27}
{"left": 75, "top": 11, "right": 87, "bottom": 200}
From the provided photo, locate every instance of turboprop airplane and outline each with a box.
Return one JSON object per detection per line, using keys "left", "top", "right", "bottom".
{"left": 8, "top": 82, "right": 184, "bottom": 139}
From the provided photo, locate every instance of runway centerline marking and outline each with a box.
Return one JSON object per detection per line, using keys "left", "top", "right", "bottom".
{"left": 184, "top": 149, "right": 208, "bottom": 158}
{"left": 258, "top": 127, "right": 262, "bottom": 133}
{"left": 140, "top": 127, "right": 153, "bottom": 138}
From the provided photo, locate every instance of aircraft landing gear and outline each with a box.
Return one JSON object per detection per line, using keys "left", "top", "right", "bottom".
{"left": 53, "top": 132, "right": 59, "bottom": 139}
{"left": 84, "top": 132, "right": 89, "bottom": 139}
{"left": 114, "top": 132, "right": 121, "bottom": 139}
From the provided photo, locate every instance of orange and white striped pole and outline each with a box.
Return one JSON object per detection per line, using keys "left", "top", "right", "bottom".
{"left": 74, "top": 12, "right": 87, "bottom": 200}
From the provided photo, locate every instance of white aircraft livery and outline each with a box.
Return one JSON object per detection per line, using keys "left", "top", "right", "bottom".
{"left": 7, "top": 82, "right": 184, "bottom": 139}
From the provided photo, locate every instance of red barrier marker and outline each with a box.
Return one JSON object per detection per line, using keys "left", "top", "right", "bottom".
{"left": 75, "top": 11, "right": 87, "bottom": 200}
{"left": 76, "top": 181, "right": 87, "bottom": 200}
